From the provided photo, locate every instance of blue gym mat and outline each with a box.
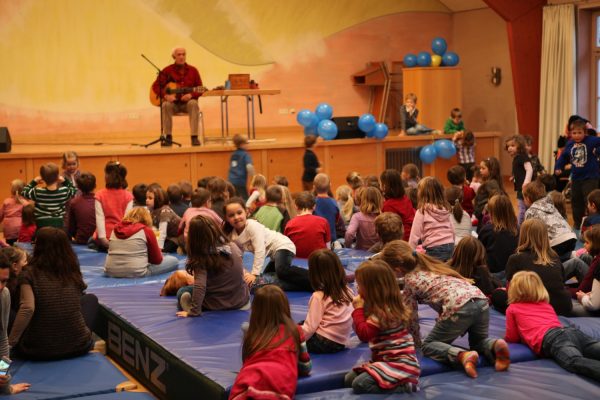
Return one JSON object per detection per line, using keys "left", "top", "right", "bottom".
{"left": 91, "top": 283, "right": 542, "bottom": 396}
{"left": 11, "top": 352, "right": 133, "bottom": 400}
{"left": 73, "top": 393, "right": 155, "bottom": 400}
{"left": 295, "top": 359, "right": 600, "bottom": 399}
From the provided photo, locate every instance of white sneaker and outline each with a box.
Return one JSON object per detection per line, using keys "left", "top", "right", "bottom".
{"left": 179, "top": 292, "right": 192, "bottom": 312}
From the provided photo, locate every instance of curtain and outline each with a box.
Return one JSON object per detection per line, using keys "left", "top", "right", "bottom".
{"left": 538, "top": 4, "right": 576, "bottom": 173}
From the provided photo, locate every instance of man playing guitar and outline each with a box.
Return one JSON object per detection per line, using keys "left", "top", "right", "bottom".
{"left": 152, "top": 47, "right": 203, "bottom": 146}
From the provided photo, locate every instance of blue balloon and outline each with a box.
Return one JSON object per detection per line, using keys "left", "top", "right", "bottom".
{"left": 442, "top": 51, "right": 459, "bottom": 67}
{"left": 403, "top": 53, "right": 418, "bottom": 68}
{"left": 304, "top": 126, "right": 317, "bottom": 136}
{"left": 417, "top": 52, "right": 432, "bottom": 67}
{"left": 433, "top": 139, "right": 456, "bottom": 159}
{"left": 317, "top": 119, "right": 338, "bottom": 140}
{"left": 358, "top": 114, "right": 376, "bottom": 133}
{"left": 431, "top": 37, "right": 448, "bottom": 56}
{"left": 419, "top": 145, "right": 437, "bottom": 164}
{"left": 373, "top": 123, "right": 388, "bottom": 139}
{"left": 297, "top": 109, "right": 317, "bottom": 127}
{"left": 315, "top": 103, "right": 333, "bottom": 120}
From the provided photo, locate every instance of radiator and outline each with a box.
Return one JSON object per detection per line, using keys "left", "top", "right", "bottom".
{"left": 385, "top": 147, "right": 422, "bottom": 171}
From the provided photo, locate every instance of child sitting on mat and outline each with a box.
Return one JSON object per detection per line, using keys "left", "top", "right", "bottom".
{"left": 345, "top": 260, "right": 419, "bottom": 394}
{"left": 301, "top": 249, "right": 353, "bottom": 354}
{"left": 229, "top": 285, "right": 311, "bottom": 399}
{"left": 175, "top": 215, "right": 249, "bottom": 317}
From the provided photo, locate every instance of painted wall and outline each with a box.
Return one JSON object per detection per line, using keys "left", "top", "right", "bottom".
{"left": 453, "top": 7, "right": 517, "bottom": 174}
{"left": 0, "top": 0, "right": 456, "bottom": 140}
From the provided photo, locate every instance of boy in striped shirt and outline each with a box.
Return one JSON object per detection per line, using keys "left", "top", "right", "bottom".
{"left": 22, "top": 163, "right": 77, "bottom": 229}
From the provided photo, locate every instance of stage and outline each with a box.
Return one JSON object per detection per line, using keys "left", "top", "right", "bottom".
{"left": 0, "top": 129, "right": 502, "bottom": 200}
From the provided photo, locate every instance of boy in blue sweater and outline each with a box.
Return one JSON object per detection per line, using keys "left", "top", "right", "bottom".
{"left": 555, "top": 119, "right": 600, "bottom": 229}
{"left": 228, "top": 134, "right": 255, "bottom": 201}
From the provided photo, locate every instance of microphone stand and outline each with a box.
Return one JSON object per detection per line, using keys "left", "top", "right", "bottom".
{"left": 141, "top": 54, "right": 181, "bottom": 148}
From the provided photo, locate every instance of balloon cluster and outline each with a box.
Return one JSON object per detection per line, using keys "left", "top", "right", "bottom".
{"left": 296, "top": 105, "right": 390, "bottom": 141}
{"left": 358, "top": 114, "right": 388, "bottom": 140}
{"left": 296, "top": 103, "right": 337, "bottom": 140}
{"left": 403, "top": 37, "right": 459, "bottom": 68}
{"left": 419, "top": 139, "right": 457, "bottom": 164}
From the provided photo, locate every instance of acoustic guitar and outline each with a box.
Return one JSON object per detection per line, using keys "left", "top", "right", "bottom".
{"left": 149, "top": 82, "right": 207, "bottom": 106}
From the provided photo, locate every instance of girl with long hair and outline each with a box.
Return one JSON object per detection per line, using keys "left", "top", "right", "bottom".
{"left": 448, "top": 236, "right": 500, "bottom": 296}
{"left": 175, "top": 215, "right": 249, "bottom": 317}
{"left": 9, "top": 227, "right": 94, "bottom": 360}
{"left": 224, "top": 198, "right": 311, "bottom": 291}
{"left": 409, "top": 177, "right": 455, "bottom": 261}
{"left": 229, "top": 286, "right": 311, "bottom": 399}
{"left": 473, "top": 156, "right": 504, "bottom": 226}
{"left": 380, "top": 169, "right": 415, "bottom": 241}
{"left": 301, "top": 249, "right": 353, "bottom": 354}
{"left": 477, "top": 194, "right": 519, "bottom": 279}
{"left": 345, "top": 186, "right": 383, "bottom": 250}
{"left": 380, "top": 240, "right": 510, "bottom": 378}
{"left": 445, "top": 186, "right": 471, "bottom": 244}
{"left": 491, "top": 219, "right": 572, "bottom": 316}
{"left": 344, "top": 260, "right": 420, "bottom": 394}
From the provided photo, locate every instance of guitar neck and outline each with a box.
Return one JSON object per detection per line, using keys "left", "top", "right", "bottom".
{"left": 166, "top": 86, "right": 205, "bottom": 95}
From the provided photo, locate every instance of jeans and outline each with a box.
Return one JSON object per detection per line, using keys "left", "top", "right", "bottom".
{"left": 146, "top": 255, "right": 180, "bottom": 276}
{"left": 542, "top": 327, "right": 600, "bottom": 382}
{"left": 422, "top": 299, "right": 497, "bottom": 366}
{"left": 306, "top": 333, "right": 345, "bottom": 354}
{"left": 571, "top": 179, "right": 599, "bottom": 229}
{"left": 425, "top": 243, "right": 454, "bottom": 262}
{"left": 406, "top": 124, "right": 433, "bottom": 135}
{"left": 264, "top": 250, "right": 312, "bottom": 291}
{"left": 517, "top": 198, "right": 527, "bottom": 226}
{"left": 176, "top": 285, "right": 193, "bottom": 311}
{"left": 344, "top": 371, "right": 415, "bottom": 394}
{"left": 562, "top": 256, "right": 589, "bottom": 283}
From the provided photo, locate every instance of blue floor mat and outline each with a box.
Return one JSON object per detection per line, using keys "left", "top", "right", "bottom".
{"left": 11, "top": 352, "right": 130, "bottom": 400}
{"left": 295, "top": 359, "right": 600, "bottom": 399}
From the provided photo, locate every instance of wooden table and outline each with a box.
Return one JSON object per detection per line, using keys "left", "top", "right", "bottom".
{"left": 203, "top": 89, "right": 281, "bottom": 140}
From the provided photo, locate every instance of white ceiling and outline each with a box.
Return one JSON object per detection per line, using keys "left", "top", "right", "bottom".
{"left": 439, "top": 0, "right": 488, "bottom": 12}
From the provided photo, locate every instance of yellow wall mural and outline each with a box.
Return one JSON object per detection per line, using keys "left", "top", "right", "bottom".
{"left": 0, "top": 0, "right": 452, "bottom": 137}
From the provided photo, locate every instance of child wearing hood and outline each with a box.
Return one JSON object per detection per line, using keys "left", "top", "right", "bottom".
{"left": 409, "top": 177, "right": 455, "bottom": 262}
{"left": 104, "top": 208, "right": 179, "bottom": 278}
{"left": 523, "top": 181, "right": 577, "bottom": 262}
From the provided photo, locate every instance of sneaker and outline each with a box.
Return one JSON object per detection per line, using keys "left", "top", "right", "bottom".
{"left": 179, "top": 292, "right": 192, "bottom": 312}
{"left": 191, "top": 136, "right": 201, "bottom": 146}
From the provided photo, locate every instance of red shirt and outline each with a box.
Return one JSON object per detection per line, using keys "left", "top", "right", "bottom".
{"left": 505, "top": 301, "right": 562, "bottom": 355}
{"left": 95, "top": 189, "right": 133, "bottom": 240}
{"left": 152, "top": 63, "right": 202, "bottom": 101}
{"left": 284, "top": 214, "right": 330, "bottom": 258}
{"left": 382, "top": 196, "right": 415, "bottom": 241}
{"left": 462, "top": 184, "right": 475, "bottom": 216}
{"left": 66, "top": 193, "right": 96, "bottom": 244}
{"left": 18, "top": 223, "right": 36, "bottom": 243}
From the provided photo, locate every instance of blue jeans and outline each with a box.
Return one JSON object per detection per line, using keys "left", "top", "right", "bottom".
{"left": 542, "top": 327, "right": 600, "bottom": 382}
{"left": 406, "top": 124, "right": 433, "bottom": 135}
{"left": 425, "top": 243, "right": 454, "bottom": 262}
{"left": 145, "top": 255, "right": 179, "bottom": 276}
{"left": 422, "top": 299, "right": 497, "bottom": 366}
{"left": 517, "top": 198, "right": 526, "bottom": 226}
{"left": 562, "top": 257, "right": 589, "bottom": 283}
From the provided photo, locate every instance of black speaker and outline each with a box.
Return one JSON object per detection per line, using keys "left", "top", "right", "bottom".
{"left": 0, "top": 127, "right": 11, "bottom": 153}
{"left": 332, "top": 116, "right": 365, "bottom": 139}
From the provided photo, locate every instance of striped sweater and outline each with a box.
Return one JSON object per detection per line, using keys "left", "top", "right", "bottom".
{"left": 22, "top": 179, "right": 76, "bottom": 228}
{"left": 352, "top": 308, "right": 420, "bottom": 390}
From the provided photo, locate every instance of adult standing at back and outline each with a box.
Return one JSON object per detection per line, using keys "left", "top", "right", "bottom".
{"left": 152, "top": 47, "right": 203, "bottom": 147}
